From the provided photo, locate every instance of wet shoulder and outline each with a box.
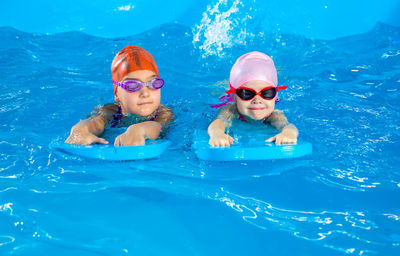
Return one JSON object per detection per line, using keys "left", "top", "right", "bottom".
{"left": 155, "top": 104, "right": 175, "bottom": 124}
{"left": 92, "top": 103, "right": 121, "bottom": 124}
{"left": 267, "top": 109, "right": 289, "bottom": 128}
{"left": 217, "top": 103, "right": 238, "bottom": 123}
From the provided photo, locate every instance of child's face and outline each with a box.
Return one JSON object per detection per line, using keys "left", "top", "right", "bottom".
{"left": 236, "top": 80, "right": 276, "bottom": 120}
{"left": 114, "top": 70, "right": 161, "bottom": 116}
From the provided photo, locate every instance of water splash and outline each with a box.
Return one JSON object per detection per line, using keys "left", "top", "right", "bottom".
{"left": 192, "top": 0, "right": 256, "bottom": 57}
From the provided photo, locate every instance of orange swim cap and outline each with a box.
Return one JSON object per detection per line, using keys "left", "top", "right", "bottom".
{"left": 111, "top": 46, "right": 159, "bottom": 93}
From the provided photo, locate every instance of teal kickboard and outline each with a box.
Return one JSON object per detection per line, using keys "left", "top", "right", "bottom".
{"left": 192, "top": 130, "right": 312, "bottom": 161}
{"left": 50, "top": 140, "right": 171, "bottom": 161}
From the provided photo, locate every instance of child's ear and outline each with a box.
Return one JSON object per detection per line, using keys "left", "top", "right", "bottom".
{"left": 114, "top": 88, "right": 119, "bottom": 102}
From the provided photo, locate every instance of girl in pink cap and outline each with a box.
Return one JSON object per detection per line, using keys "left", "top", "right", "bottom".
{"left": 208, "top": 51, "right": 298, "bottom": 147}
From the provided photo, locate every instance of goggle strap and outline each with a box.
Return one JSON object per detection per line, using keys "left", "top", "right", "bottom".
{"left": 225, "top": 83, "right": 236, "bottom": 94}
{"left": 276, "top": 86, "right": 288, "bottom": 91}
{"left": 113, "top": 80, "right": 125, "bottom": 89}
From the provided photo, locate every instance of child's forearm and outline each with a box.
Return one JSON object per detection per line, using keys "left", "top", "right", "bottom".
{"left": 66, "top": 117, "right": 108, "bottom": 145}
{"left": 269, "top": 109, "right": 291, "bottom": 131}
{"left": 208, "top": 119, "right": 226, "bottom": 137}
{"left": 208, "top": 118, "right": 234, "bottom": 147}
{"left": 129, "top": 121, "right": 162, "bottom": 140}
{"left": 73, "top": 117, "right": 105, "bottom": 136}
{"left": 282, "top": 123, "right": 299, "bottom": 137}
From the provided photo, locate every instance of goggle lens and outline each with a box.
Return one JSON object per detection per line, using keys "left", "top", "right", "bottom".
{"left": 236, "top": 87, "right": 277, "bottom": 101}
{"left": 114, "top": 78, "right": 165, "bottom": 93}
{"left": 236, "top": 88, "right": 256, "bottom": 100}
{"left": 260, "top": 88, "right": 277, "bottom": 99}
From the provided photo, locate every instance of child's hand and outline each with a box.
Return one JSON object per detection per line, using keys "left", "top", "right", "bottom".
{"left": 209, "top": 132, "right": 234, "bottom": 147}
{"left": 65, "top": 126, "right": 109, "bottom": 145}
{"left": 266, "top": 129, "right": 297, "bottom": 145}
{"left": 114, "top": 125, "right": 146, "bottom": 146}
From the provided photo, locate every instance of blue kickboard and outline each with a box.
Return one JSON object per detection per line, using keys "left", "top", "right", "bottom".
{"left": 192, "top": 130, "right": 312, "bottom": 161}
{"left": 49, "top": 140, "right": 171, "bottom": 161}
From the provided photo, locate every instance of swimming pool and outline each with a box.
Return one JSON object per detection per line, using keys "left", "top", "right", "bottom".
{"left": 1, "top": 0, "right": 400, "bottom": 255}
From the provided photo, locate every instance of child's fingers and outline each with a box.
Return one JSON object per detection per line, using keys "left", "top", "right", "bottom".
{"left": 276, "top": 137, "right": 297, "bottom": 145}
{"left": 95, "top": 137, "right": 109, "bottom": 145}
{"left": 214, "top": 140, "right": 223, "bottom": 147}
{"left": 208, "top": 139, "right": 216, "bottom": 147}
{"left": 282, "top": 138, "right": 297, "bottom": 144}
{"left": 219, "top": 136, "right": 232, "bottom": 147}
{"left": 114, "top": 136, "right": 121, "bottom": 146}
{"left": 209, "top": 138, "right": 230, "bottom": 147}
{"left": 132, "top": 137, "right": 145, "bottom": 146}
{"left": 209, "top": 139, "right": 218, "bottom": 147}
{"left": 266, "top": 135, "right": 276, "bottom": 142}
{"left": 65, "top": 134, "right": 83, "bottom": 144}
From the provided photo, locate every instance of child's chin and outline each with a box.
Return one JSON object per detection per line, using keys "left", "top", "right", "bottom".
{"left": 250, "top": 113, "right": 269, "bottom": 121}
{"left": 132, "top": 106, "right": 158, "bottom": 116}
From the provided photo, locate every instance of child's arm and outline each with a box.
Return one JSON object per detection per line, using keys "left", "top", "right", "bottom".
{"left": 114, "top": 105, "right": 174, "bottom": 146}
{"left": 266, "top": 109, "right": 298, "bottom": 145}
{"left": 114, "top": 121, "right": 161, "bottom": 146}
{"left": 208, "top": 103, "right": 236, "bottom": 147}
{"left": 153, "top": 105, "right": 175, "bottom": 136}
{"left": 65, "top": 104, "right": 118, "bottom": 145}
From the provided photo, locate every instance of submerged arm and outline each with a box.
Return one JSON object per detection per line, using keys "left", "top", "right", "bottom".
{"left": 266, "top": 109, "right": 298, "bottom": 144}
{"left": 65, "top": 103, "right": 118, "bottom": 145}
{"left": 208, "top": 103, "right": 236, "bottom": 147}
{"left": 114, "top": 121, "right": 161, "bottom": 146}
{"left": 114, "top": 105, "right": 175, "bottom": 146}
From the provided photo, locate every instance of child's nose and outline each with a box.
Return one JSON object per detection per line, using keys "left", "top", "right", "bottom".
{"left": 251, "top": 95, "right": 263, "bottom": 103}
{"left": 139, "top": 86, "right": 150, "bottom": 98}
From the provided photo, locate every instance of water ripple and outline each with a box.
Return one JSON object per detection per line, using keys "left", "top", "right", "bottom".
{"left": 215, "top": 188, "right": 400, "bottom": 255}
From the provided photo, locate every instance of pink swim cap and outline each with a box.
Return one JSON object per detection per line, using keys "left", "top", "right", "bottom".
{"left": 230, "top": 51, "right": 278, "bottom": 88}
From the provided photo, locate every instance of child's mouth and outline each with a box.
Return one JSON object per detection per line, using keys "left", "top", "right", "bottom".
{"left": 138, "top": 102, "right": 152, "bottom": 106}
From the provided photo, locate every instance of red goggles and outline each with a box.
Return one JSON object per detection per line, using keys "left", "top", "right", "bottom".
{"left": 226, "top": 84, "right": 288, "bottom": 101}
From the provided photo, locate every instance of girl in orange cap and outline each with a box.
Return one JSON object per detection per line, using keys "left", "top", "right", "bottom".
{"left": 65, "top": 46, "right": 174, "bottom": 146}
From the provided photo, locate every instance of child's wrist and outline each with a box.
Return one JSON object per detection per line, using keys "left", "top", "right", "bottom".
{"left": 211, "top": 130, "right": 226, "bottom": 138}
{"left": 71, "top": 122, "right": 89, "bottom": 135}
{"left": 282, "top": 126, "right": 298, "bottom": 138}
{"left": 128, "top": 124, "right": 145, "bottom": 137}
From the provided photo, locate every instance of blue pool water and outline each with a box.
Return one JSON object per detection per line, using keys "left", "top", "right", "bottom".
{"left": 1, "top": 1, "right": 400, "bottom": 255}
